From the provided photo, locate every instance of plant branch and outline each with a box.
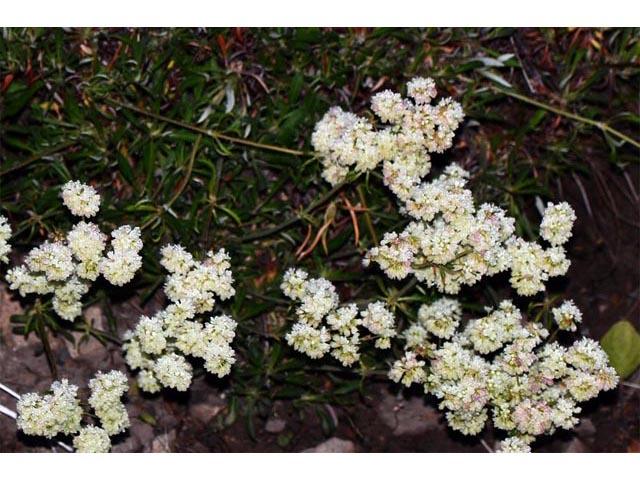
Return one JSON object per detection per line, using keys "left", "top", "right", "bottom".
{"left": 237, "top": 180, "right": 348, "bottom": 243}
{"left": 0, "top": 403, "right": 17, "bottom": 419}
{"left": 36, "top": 319, "right": 58, "bottom": 381}
{"left": 0, "top": 140, "right": 77, "bottom": 177}
{"left": 105, "top": 98, "right": 309, "bottom": 157}
{"left": 494, "top": 87, "right": 640, "bottom": 150}
{"left": 141, "top": 133, "right": 202, "bottom": 230}
{"left": 356, "top": 185, "right": 378, "bottom": 246}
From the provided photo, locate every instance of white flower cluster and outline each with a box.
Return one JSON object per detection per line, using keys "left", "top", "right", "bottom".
{"left": 391, "top": 299, "right": 618, "bottom": 449}
{"left": 313, "top": 79, "right": 576, "bottom": 297}
{"left": 552, "top": 300, "right": 582, "bottom": 332}
{"left": 5, "top": 181, "right": 142, "bottom": 321}
{"left": 281, "top": 268, "right": 396, "bottom": 366}
{"left": 88, "top": 370, "right": 130, "bottom": 436}
{"left": 100, "top": 225, "right": 144, "bottom": 286}
{"left": 363, "top": 165, "right": 575, "bottom": 296}
{"left": 123, "top": 244, "right": 237, "bottom": 393}
{"left": 389, "top": 351, "right": 427, "bottom": 387}
{"left": 0, "top": 215, "right": 11, "bottom": 263}
{"left": 16, "top": 370, "right": 129, "bottom": 453}
{"left": 312, "top": 77, "right": 464, "bottom": 187}
{"left": 16, "top": 379, "right": 83, "bottom": 439}
{"left": 496, "top": 437, "right": 532, "bottom": 453}
{"left": 73, "top": 425, "right": 111, "bottom": 453}
{"left": 401, "top": 297, "right": 462, "bottom": 354}
{"left": 540, "top": 202, "right": 576, "bottom": 246}
{"left": 311, "top": 77, "right": 614, "bottom": 453}
{"left": 61, "top": 180, "right": 101, "bottom": 218}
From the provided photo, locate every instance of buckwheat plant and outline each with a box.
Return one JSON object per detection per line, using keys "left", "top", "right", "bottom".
{"left": 122, "top": 244, "right": 237, "bottom": 393}
{"left": 281, "top": 268, "right": 396, "bottom": 366}
{"left": 309, "top": 77, "right": 618, "bottom": 452}
{"left": 5, "top": 181, "right": 143, "bottom": 321}
{"left": 16, "top": 370, "right": 129, "bottom": 453}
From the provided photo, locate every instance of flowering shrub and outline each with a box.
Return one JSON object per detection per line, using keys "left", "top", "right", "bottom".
{"left": 314, "top": 81, "right": 575, "bottom": 297}
{"left": 0, "top": 63, "right": 627, "bottom": 454}
{"left": 297, "top": 77, "right": 619, "bottom": 452}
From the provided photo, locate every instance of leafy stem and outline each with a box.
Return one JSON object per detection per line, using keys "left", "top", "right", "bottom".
{"left": 494, "top": 87, "right": 640, "bottom": 150}
{"left": 105, "top": 98, "right": 309, "bottom": 157}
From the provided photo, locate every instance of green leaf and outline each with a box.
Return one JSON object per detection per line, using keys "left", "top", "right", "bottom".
{"left": 217, "top": 204, "right": 242, "bottom": 225}
{"left": 117, "top": 153, "right": 138, "bottom": 190}
{"left": 138, "top": 412, "right": 157, "bottom": 426}
{"left": 289, "top": 74, "right": 304, "bottom": 104}
{"left": 528, "top": 109, "right": 547, "bottom": 130}
{"left": 225, "top": 396, "right": 238, "bottom": 426}
{"left": 600, "top": 320, "right": 640, "bottom": 379}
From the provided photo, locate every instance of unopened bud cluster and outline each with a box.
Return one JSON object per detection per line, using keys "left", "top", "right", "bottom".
{"left": 16, "top": 370, "right": 129, "bottom": 453}
{"left": 5, "top": 181, "right": 142, "bottom": 321}
{"left": 123, "top": 244, "right": 237, "bottom": 393}
{"left": 281, "top": 268, "right": 396, "bottom": 365}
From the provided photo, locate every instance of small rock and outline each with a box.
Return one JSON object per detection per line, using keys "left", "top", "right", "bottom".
{"left": 111, "top": 435, "right": 141, "bottom": 453}
{"left": 265, "top": 418, "right": 286, "bottom": 434}
{"left": 376, "top": 392, "right": 440, "bottom": 436}
{"left": 132, "top": 420, "right": 155, "bottom": 450}
{"left": 575, "top": 418, "right": 596, "bottom": 436}
{"left": 303, "top": 437, "right": 356, "bottom": 453}
{"left": 147, "top": 430, "right": 177, "bottom": 453}
{"left": 191, "top": 403, "right": 224, "bottom": 421}
{"left": 185, "top": 441, "right": 209, "bottom": 453}
{"left": 565, "top": 438, "right": 589, "bottom": 453}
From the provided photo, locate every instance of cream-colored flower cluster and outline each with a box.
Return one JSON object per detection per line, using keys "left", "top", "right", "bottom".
{"left": 540, "top": 202, "right": 576, "bottom": 246}
{"left": 313, "top": 79, "right": 576, "bottom": 297}
{"left": 496, "top": 437, "right": 532, "bottom": 453}
{"left": 88, "top": 370, "right": 130, "bottom": 437}
{"left": 311, "top": 77, "right": 464, "bottom": 187}
{"left": 73, "top": 425, "right": 111, "bottom": 453}
{"left": 16, "top": 379, "right": 83, "bottom": 439}
{"left": 16, "top": 370, "right": 129, "bottom": 453}
{"left": 5, "top": 181, "right": 142, "bottom": 321}
{"left": 281, "top": 268, "right": 396, "bottom": 366}
{"left": 61, "top": 180, "right": 101, "bottom": 218}
{"left": 0, "top": 215, "right": 11, "bottom": 263}
{"left": 552, "top": 299, "right": 582, "bottom": 332}
{"left": 123, "top": 244, "right": 237, "bottom": 393}
{"left": 391, "top": 299, "right": 618, "bottom": 450}
{"left": 363, "top": 164, "right": 575, "bottom": 296}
